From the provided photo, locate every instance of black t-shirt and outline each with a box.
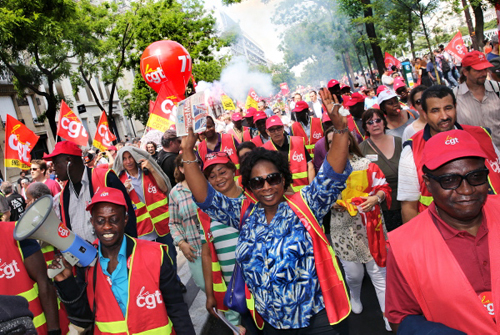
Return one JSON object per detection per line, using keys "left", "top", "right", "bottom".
{"left": 273, "top": 136, "right": 312, "bottom": 162}
{"left": 7, "top": 193, "right": 25, "bottom": 221}
{"left": 157, "top": 151, "right": 179, "bottom": 188}
{"left": 20, "top": 238, "right": 41, "bottom": 259}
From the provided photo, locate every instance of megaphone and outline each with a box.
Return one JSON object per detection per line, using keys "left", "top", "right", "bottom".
{"left": 13, "top": 195, "right": 97, "bottom": 278}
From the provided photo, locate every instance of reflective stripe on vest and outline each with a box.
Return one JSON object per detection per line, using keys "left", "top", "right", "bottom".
{"left": 119, "top": 173, "right": 154, "bottom": 237}
{"left": 96, "top": 321, "right": 173, "bottom": 335}
{"left": 419, "top": 195, "right": 433, "bottom": 207}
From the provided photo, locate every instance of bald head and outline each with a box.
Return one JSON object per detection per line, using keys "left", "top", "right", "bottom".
{"left": 26, "top": 182, "right": 51, "bottom": 200}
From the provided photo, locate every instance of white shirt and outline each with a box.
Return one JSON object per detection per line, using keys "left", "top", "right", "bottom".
{"left": 311, "top": 100, "right": 323, "bottom": 119}
{"left": 68, "top": 169, "right": 94, "bottom": 242}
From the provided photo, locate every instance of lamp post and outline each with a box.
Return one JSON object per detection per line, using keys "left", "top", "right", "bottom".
{"left": 356, "top": 24, "right": 374, "bottom": 87}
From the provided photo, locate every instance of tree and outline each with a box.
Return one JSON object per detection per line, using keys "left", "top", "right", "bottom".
{"left": 0, "top": 0, "right": 98, "bottom": 139}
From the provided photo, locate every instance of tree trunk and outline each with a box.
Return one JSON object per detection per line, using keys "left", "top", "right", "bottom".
{"left": 461, "top": 0, "right": 478, "bottom": 50}
{"left": 79, "top": 66, "right": 106, "bottom": 112}
{"left": 471, "top": 1, "right": 485, "bottom": 50}
{"left": 362, "top": 0, "right": 385, "bottom": 74}
{"left": 107, "top": 82, "right": 121, "bottom": 142}
{"left": 420, "top": 13, "right": 441, "bottom": 85}
{"left": 408, "top": 10, "right": 416, "bottom": 59}
{"left": 46, "top": 79, "right": 58, "bottom": 140}
{"left": 343, "top": 52, "right": 355, "bottom": 88}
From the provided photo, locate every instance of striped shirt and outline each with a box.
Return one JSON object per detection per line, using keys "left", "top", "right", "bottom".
{"left": 168, "top": 183, "right": 202, "bottom": 257}
{"left": 456, "top": 81, "right": 500, "bottom": 148}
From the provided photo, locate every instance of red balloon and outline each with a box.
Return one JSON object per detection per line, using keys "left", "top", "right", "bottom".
{"left": 140, "top": 40, "right": 192, "bottom": 96}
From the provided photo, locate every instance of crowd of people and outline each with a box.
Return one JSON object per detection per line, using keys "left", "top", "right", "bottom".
{"left": 1, "top": 47, "right": 500, "bottom": 335}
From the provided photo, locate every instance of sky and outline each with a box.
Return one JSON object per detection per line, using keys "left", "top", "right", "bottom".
{"left": 203, "top": 0, "right": 285, "bottom": 64}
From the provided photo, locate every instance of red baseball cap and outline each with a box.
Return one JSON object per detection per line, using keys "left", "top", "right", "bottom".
{"left": 245, "top": 107, "right": 257, "bottom": 118}
{"left": 43, "top": 141, "right": 83, "bottom": 161}
{"left": 293, "top": 101, "right": 309, "bottom": 112}
{"left": 203, "top": 152, "right": 231, "bottom": 171}
{"left": 376, "top": 85, "right": 388, "bottom": 95}
{"left": 393, "top": 78, "right": 406, "bottom": 91}
{"left": 462, "top": 51, "right": 493, "bottom": 70}
{"left": 108, "top": 146, "right": 117, "bottom": 152}
{"left": 231, "top": 112, "right": 242, "bottom": 122}
{"left": 421, "top": 129, "right": 488, "bottom": 170}
{"left": 266, "top": 115, "right": 284, "bottom": 129}
{"left": 253, "top": 111, "right": 267, "bottom": 122}
{"left": 340, "top": 84, "right": 350, "bottom": 90}
{"left": 328, "top": 79, "right": 340, "bottom": 88}
{"left": 345, "top": 92, "right": 366, "bottom": 107}
{"left": 86, "top": 187, "right": 128, "bottom": 213}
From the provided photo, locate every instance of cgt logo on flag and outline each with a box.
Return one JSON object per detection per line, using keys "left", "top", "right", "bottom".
{"left": 143, "top": 56, "right": 167, "bottom": 85}
{"left": 5, "top": 115, "right": 40, "bottom": 168}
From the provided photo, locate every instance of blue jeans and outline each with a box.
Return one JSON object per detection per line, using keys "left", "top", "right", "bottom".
{"left": 444, "top": 70, "right": 459, "bottom": 87}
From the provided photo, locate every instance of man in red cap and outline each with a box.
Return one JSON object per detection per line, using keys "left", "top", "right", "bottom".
{"left": 227, "top": 111, "right": 247, "bottom": 143}
{"left": 454, "top": 50, "right": 500, "bottom": 148}
{"left": 52, "top": 187, "right": 195, "bottom": 335}
{"left": 251, "top": 111, "right": 269, "bottom": 147}
{"left": 290, "top": 100, "right": 324, "bottom": 159}
{"left": 263, "top": 115, "right": 315, "bottom": 191}
{"left": 386, "top": 129, "right": 500, "bottom": 334}
{"left": 43, "top": 141, "right": 137, "bottom": 242}
{"left": 397, "top": 85, "right": 500, "bottom": 223}
{"left": 345, "top": 92, "right": 366, "bottom": 141}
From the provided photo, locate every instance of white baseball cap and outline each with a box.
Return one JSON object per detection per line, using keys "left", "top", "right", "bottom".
{"left": 377, "top": 90, "right": 398, "bottom": 106}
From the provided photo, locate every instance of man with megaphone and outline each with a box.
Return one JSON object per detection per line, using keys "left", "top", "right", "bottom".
{"left": 50, "top": 187, "right": 195, "bottom": 335}
{"left": 43, "top": 141, "right": 137, "bottom": 242}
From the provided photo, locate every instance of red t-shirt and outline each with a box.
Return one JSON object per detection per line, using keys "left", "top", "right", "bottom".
{"left": 44, "top": 178, "right": 62, "bottom": 196}
{"left": 386, "top": 203, "right": 490, "bottom": 323}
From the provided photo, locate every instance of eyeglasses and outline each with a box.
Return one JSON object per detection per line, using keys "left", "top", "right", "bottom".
{"left": 205, "top": 152, "right": 229, "bottom": 160}
{"left": 366, "top": 119, "right": 383, "bottom": 126}
{"left": 415, "top": 99, "right": 422, "bottom": 105}
{"left": 426, "top": 168, "right": 489, "bottom": 190}
{"left": 30, "top": 168, "right": 39, "bottom": 171}
{"left": 268, "top": 126, "right": 284, "bottom": 133}
{"left": 249, "top": 172, "right": 283, "bottom": 190}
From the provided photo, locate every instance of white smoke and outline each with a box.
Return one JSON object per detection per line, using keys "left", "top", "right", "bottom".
{"left": 197, "top": 56, "right": 275, "bottom": 104}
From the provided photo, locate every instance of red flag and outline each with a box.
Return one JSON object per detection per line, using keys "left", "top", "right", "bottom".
{"left": 149, "top": 100, "right": 155, "bottom": 114}
{"left": 93, "top": 111, "right": 117, "bottom": 151}
{"left": 57, "top": 100, "right": 89, "bottom": 146}
{"left": 5, "top": 115, "right": 40, "bottom": 169}
{"left": 445, "top": 31, "right": 467, "bottom": 62}
{"left": 384, "top": 52, "right": 401, "bottom": 69}
{"left": 146, "top": 82, "right": 181, "bottom": 132}
{"left": 280, "top": 82, "right": 290, "bottom": 95}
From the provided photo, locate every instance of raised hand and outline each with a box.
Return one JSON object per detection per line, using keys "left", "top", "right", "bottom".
{"left": 180, "top": 127, "right": 198, "bottom": 154}
{"left": 319, "top": 87, "right": 347, "bottom": 130}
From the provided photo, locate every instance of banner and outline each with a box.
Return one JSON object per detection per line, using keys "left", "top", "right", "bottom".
{"left": 5, "top": 115, "right": 40, "bottom": 169}
{"left": 93, "top": 111, "right": 117, "bottom": 151}
{"left": 221, "top": 94, "right": 236, "bottom": 110}
{"left": 57, "top": 100, "right": 89, "bottom": 146}
{"left": 445, "top": 31, "right": 467, "bottom": 62}
{"left": 149, "top": 100, "right": 155, "bottom": 114}
{"left": 280, "top": 82, "right": 290, "bottom": 95}
{"left": 146, "top": 82, "right": 181, "bottom": 132}
{"left": 244, "top": 88, "right": 259, "bottom": 110}
{"left": 384, "top": 52, "right": 401, "bottom": 69}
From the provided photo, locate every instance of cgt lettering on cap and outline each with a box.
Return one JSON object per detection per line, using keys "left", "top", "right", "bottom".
{"left": 445, "top": 136, "right": 459, "bottom": 145}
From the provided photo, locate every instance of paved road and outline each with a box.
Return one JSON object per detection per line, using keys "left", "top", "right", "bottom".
{"left": 179, "top": 249, "right": 393, "bottom": 335}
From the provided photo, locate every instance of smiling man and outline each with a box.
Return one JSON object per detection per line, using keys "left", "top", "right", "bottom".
{"left": 397, "top": 85, "right": 500, "bottom": 223}
{"left": 386, "top": 130, "right": 500, "bottom": 334}
{"left": 52, "top": 187, "right": 195, "bottom": 335}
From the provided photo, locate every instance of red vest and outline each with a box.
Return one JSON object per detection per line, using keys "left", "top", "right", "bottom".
{"left": 86, "top": 238, "right": 174, "bottom": 335}
{"left": 119, "top": 172, "right": 169, "bottom": 237}
{"left": 263, "top": 136, "right": 309, "bottom": 192}
{"left": 388, "top": 198, "right": 500, "bottom": 334}
{"left": 347, "top": 115, "right": 365, "bottom": 141}
{"left": 291, "top": 118, "right": 323, "bottom": 158}
{"left": 410, "top": 125, "right": 500, "bottom": 212}
{"left": 198, "top": 134, "right": 240, "bottom": 174}
{"left": 251, "top": 135, "right": 264, "bottom": 147}
{"left": 283, "top": 192, "right": 351, "bottom": 325}
{"left": 0, "top": 222, "right": 47, "bottom": 334}
{"left": 243, "top": 128, "right": 252, "bottom": 142}
{"left": 227, "top": 127, "right": 248, "bottom": 143}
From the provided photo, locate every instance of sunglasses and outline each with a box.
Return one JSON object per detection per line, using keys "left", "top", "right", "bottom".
{"left": 268, "top": 126, "right": 284, "bottom": 133}
{"left": 366, "top": 119, "right": 383, "bottom": 126}
{"left": 426, "top": 168, "right": 489, "bottom": 190}
{"left": 415, "top": 99, "right": 422, "bottom": 105}
{"left": 205, "top": 152, "right": 229, "bottom": 160}
{"left": 30, "top": 168, "right": 39, "bottom": 171}
{"left": 249, "top": 172, "right": 283, "bottom": 190}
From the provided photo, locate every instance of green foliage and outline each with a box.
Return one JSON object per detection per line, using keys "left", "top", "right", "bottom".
{"left": 192, "top": 56, "right": 230, "bottom": 83}
{"left": 270, "top": 63, "right": 297, "bottom": 89}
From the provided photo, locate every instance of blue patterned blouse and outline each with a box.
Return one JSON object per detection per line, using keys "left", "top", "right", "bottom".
{"left": 196, "top": 159, "right": 351, "bottom": 329}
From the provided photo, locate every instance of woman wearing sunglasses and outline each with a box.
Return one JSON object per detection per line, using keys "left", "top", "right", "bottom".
{"left": 359, "top": 109, "right": 403, "bottom": 232}
{"left": 181, "top": 88, "right": 352, "bottom": 334}
{"left": 331, "top": 130, "right": 392, "bottom": 331}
